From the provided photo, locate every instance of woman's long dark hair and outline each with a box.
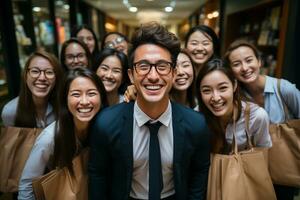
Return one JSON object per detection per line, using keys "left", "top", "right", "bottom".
{"left": 93, "top": 48, "right": 129, "bottom": 94}
{"left": 53, "top": 67, "right": 107, "bottom": 175}
{"left": 196, "top": 58, "right": 242, "bottom": 153}
{"left": 15, "top": 51, "right": 63, "bottom": 127}
{"left": 170, "top": 49, "right": 197, "bottom": 108}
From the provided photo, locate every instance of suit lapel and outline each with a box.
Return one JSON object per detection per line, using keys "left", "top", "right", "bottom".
{"left": 171, "top": 102, "right": 185, "bottom": 166}
{"left": 120, "top": 102, "right": 134, "bottom": 193}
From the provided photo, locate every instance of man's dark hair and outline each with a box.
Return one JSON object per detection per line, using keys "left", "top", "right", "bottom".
{"left": 128, "top": 22, "right": 181, "bottom": 69}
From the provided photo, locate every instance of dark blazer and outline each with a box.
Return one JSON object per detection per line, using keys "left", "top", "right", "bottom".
{"left": 88, "top": 101, "right": 210, "bottom": 200}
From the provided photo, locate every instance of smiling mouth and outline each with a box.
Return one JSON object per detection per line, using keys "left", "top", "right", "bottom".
{"left": 242, "top": 71, "right": 253, "bottom": 79}
{"left": 175, "top": 78, "right": 188, "bottom": 85}
{"left": 35, "top": 84, "right": 49, "bottom": 89}
{"left": 211, "top": 102, "right": 225, "bottom": 111}
{"left": 77, "top": 108, "right": 93, "bottom": 113}
{"left": 145, "top": 85, "right": 162, "bottom": 91}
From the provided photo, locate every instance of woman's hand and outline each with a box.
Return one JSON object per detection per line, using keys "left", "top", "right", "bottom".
{"left": 124, "top": 85, "right": 137, "bottom": 102}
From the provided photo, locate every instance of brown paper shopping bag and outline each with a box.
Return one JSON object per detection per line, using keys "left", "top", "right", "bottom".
{"left": 207, "top": 103, "right": 276, "bottom": 200}
{"left": 0, "top": 126, "right": 42, "bottom": 192}
{"left": 33, "top": 148, "right": 89, "bottom": 200}
{"left": 268, "top": 79, "right": 300, "bottom": 187}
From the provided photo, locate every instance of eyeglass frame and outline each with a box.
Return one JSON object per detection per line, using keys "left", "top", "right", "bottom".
{"left": 27, "top": 67, "right": 55, "bottom": 79}
{"left": 133, "top": 60, "right": 174, "bottom": 76}
{"left": 104, "top": 36, "right": 125, "bottom": 49}
{"left": 65, "top": 52, "right": 87, "bottom": 62}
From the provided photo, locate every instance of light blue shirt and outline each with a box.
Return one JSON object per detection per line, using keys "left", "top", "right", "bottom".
{"left": 263, "top": 76, "right": 300, "bottom": 123}
{"left": 18, "top": 122, "right": 56, "bottom": 200}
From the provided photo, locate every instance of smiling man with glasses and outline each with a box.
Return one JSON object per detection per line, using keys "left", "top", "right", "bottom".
{"left": 89, "top": 22, "right": 210, "bottom": 200}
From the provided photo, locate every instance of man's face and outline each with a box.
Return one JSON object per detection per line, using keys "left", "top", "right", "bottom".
{"left": 128, "top": 44, "right": 175, "bottom": 106}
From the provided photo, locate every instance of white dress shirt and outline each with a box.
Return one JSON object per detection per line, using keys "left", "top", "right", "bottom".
{"left": 130, "top": 101, "right": 175, "bottom": 199}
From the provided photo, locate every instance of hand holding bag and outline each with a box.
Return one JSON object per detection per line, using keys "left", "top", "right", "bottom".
{"left": 32, "top": 148, "right": 89, "bottom": 200}
{"left": 0, "top": 126, "right": 42, "bottom": 192}
{"left": 268, "top": 79, "right": 300, "bottom": 187}
{"left": 207, "top": 103, "right": 276, "bottom": 200}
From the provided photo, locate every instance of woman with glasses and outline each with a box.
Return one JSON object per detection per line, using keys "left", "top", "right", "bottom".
{"left": 60, "top": 38, "right": 92, "bottom": 71}
{"left": 101, "top": 32, "right": 129, "bottom": 55}
{"left": 93, "top": 48, "right": 129, "bottom": 106}
{"left": 18, "top": 67, "right": 108, "bottom": 199}
{"left": 1, "top": 50, "right": 63, "bottom": 128}
{"left": 71, "top": 24, "right": 100, "bottom": 65}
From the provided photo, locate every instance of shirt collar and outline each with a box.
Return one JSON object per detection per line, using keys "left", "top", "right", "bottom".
{"left": 264, "top": 76, "right": 275, "bottom": 94}
{"left": 134, "top": 101, "right": 172, "bottom": 127}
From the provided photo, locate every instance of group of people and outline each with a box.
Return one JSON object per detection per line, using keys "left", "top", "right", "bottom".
{"left": 0, "top": 21, "right": 299, "bottom": 200}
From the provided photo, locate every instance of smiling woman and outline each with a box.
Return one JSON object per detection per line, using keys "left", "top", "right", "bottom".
{"left": 18, "top": 67, "right": 108, "bottom": 199}
{"left": 93, "top": 48, "right": 129, "bottom": 106}
{"left": 196, "top": 58, "right": 272, "bottom": 153}
{"left": 1, "top": 50, "right": 63, "bottom": 128}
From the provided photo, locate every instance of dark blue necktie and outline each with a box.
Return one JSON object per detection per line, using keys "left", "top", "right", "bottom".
{"left": 146, "top": 121, "right": 163, "bottom": 200}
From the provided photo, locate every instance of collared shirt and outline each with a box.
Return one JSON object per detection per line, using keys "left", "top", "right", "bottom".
{"left": 263, "top": 76, "right": 300, "bottom": 123}
{"left": 1, "top": 96, "right": 55, "bottom": 128}
{"left": 130, "top": 101, "right": 175, "bottom": 199}
{"left": 225, "top": 101, "right": 272, "bottom": 150}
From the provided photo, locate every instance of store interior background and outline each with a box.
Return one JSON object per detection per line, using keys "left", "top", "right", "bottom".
{"left": 0, "top": 0, "right": 299, "bottom": 114}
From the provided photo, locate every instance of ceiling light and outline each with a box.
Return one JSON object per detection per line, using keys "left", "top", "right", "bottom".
{"left": 63, "top": 5, "right": 70, "bottom": 10}
{"left": 32, "top": 7, "right": 41, "bottom": 12}
{"left": 207, "top": 13, "right": 213, "bottom": 19}
{"left": 212, "top": 11, "right": 219, "bottom": 18}
{"left": 129, "top": 7, "right": 138, "bottom": 12}
{"left": 165, "top": 6, "right": 173, "bottom": 12}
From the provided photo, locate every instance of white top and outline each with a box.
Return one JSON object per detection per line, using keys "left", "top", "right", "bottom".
{"left": 225, "top": 101, "right": 272, "bottom": 150}
{"left": 18, "top": 122, "right": 56, "bottom": 200}
{"left": 130, "top": 101, "right": 175, "bottom": 199}
{"left": 1, "top": 97, "right": 55, "bottom": 128}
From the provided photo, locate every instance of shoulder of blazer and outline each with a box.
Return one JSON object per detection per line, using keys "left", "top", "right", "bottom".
{"left": 171, "top": 101, "right": 205, "bottom": 123}
{"left": 94, "top": 102, "right": 134, "bottom": 126}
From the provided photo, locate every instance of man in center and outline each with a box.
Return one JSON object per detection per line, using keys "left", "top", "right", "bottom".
{"left": 89, "top": 22, "right": 210, "bottom": 200}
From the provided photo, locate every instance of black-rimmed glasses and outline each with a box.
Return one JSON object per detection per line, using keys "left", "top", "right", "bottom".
{"left": 104, "top": 37, "right": 125, "bottom": 49}
{"left": 28, "top": 67, "right": 55, "bottom": 79}
{"left": 65, "top": 53, "right": 86, "bottom": 62}
{"left": 133, "top": 60, "right": 173, "bottom": 76}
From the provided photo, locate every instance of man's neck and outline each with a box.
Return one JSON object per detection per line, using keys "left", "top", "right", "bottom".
{"left": 136, "top": 97, "right": 169, "bottom": 120}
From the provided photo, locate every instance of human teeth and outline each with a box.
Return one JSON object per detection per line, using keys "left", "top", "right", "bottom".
{"left": 35, "top": 84, "right": 48, "bottom": 89}
{"left": 212, "top": 103, "right": 224, "bottom": 109}
{"left": 145, "top": 85, "right": 161, "bottom": 90}
{"left": 176, "top": 78, "right": 187, "bottom": 84}
{"left": 78, "top": 108, "right": 92, "bottom": 113}
{"left": 243, "top": 72, "right": 252, "bottom": 78}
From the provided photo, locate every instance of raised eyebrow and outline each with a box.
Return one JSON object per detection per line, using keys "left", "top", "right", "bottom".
{"left": 87, "top": 89, "right": 99, "bottom": 93}
{"left": 69, "top": 89, "right": 81, "bottom": 93}
{"left": 218, "top": 82, "right": 230, "bottom": 87}
{"left": 181, "top": 61, "right": 192, "bottom": 65}
{"left": 245, "top": 55, "right": 254, "bottom": 60}
{"left": 200, "top": 85, "right": 211, "bottom": 89}
{"left": 100, "top": 64, "right": 110, "bottom": 68}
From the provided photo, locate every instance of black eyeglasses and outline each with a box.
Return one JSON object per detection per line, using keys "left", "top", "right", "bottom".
{"left": 133, "top": 60, "right": 173, "bottom": 76}
{"left": 104, "top": 37, "right": 125, "bottom": 49}
{"left": 28, "top": 67, "right": 55, "bottom": 79}
{"left": 65, "top": 53, "right": 86, "bottom": 62}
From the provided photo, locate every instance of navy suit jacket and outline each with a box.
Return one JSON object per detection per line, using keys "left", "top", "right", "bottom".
{"left": 88, "top": 102, "right": 210, "bottom": 200}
